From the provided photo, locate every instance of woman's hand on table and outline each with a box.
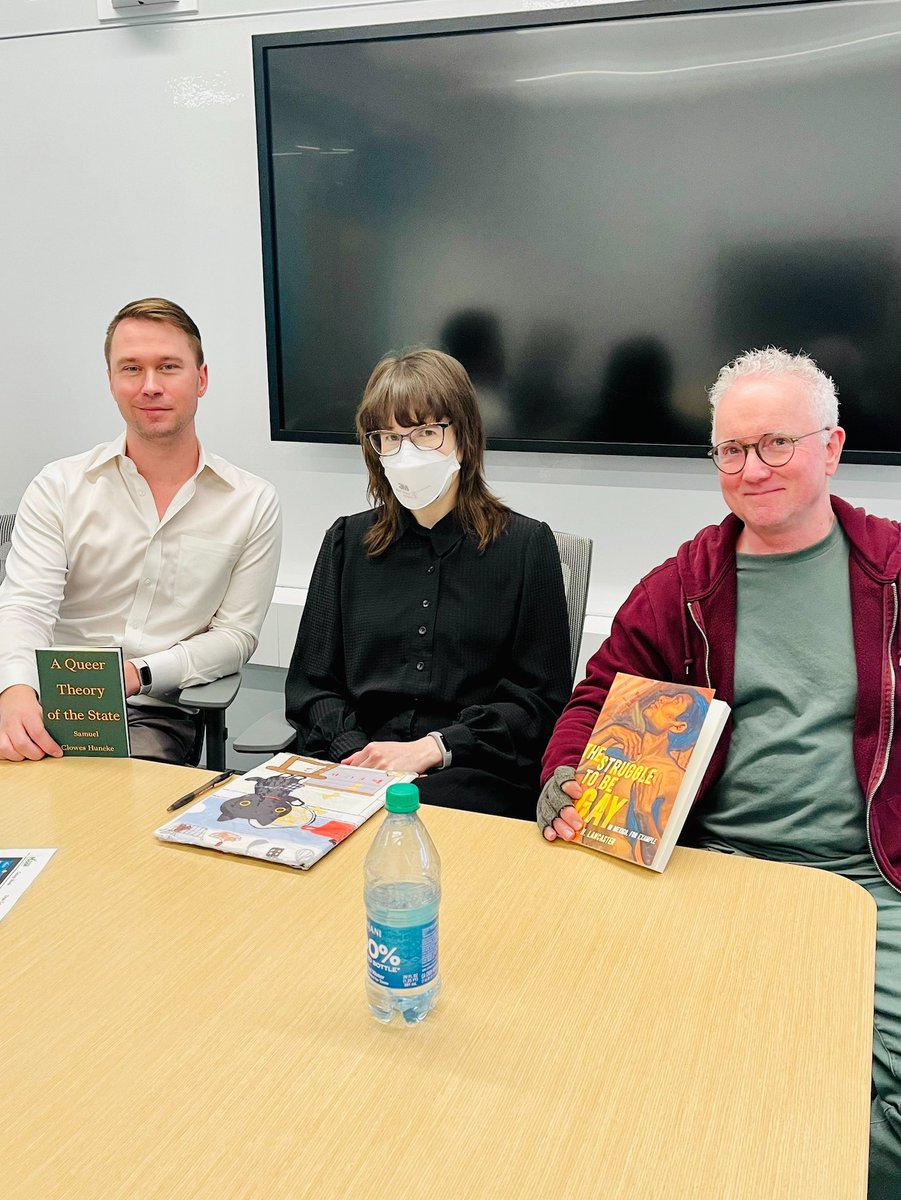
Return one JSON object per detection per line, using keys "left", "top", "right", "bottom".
{"left": 342, "top": 736, "right": 443, "bottom": 774}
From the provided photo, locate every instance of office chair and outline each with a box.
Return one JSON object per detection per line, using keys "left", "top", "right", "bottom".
{"left": 551, "top": 530, "right": 593, "bottom": 685}
{"left": 233, "top": 529, "right": 594, "bottom": 756}
{"left": 0, "top": 513, "right": 15, "bottom": 585}
{"left": 0, "top": 511, "right": 238, "bottom": 771}
{"left": 178, "top": 673, "right": 240, "bottom": 771}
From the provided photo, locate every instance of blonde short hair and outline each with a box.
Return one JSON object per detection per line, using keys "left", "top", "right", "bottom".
{"left": 104, "top": 297, "right": 204, "bottom": 367}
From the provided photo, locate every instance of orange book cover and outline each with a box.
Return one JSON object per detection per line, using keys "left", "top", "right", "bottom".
{"left": 572, "top": 672, "right": 729, "bottom": 872}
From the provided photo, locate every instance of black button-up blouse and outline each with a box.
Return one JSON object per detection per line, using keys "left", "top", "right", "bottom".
{"left": 285, "top": 507, "right": 571, "bottom": 788}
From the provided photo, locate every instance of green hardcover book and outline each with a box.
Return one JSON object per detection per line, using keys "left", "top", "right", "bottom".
{"left": 35, "top": 647, "right": 130, "bottom": 757}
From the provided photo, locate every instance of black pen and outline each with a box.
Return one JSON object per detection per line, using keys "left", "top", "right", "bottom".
{"left": 167, "top": 770, "right": 237, "bottom": 812}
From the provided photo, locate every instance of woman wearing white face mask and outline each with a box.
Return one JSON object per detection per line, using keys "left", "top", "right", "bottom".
{"left": 285, "top": 348, "right": 571, "bottom": 820}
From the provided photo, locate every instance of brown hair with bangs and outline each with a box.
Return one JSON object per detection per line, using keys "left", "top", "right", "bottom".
{"left": 104, "top": 297, "right": 204, "bottom": 367}
{"left": 355, "top": 348, "right": 509, "bottom": 557}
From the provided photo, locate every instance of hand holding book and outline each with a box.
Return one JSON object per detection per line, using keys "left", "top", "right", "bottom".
{"left": 540, "top": 767, "right": 584, "bottom": 843}
{"left": 0, "top": 684, "right": 63, "bottom": 762}
{"left": 541, "top": 674, "right": 730, "bottom": 872}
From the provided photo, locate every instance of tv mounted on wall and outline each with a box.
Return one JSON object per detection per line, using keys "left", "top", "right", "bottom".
{"left": 253, "top": 0, "right": 901, "bottom": 462}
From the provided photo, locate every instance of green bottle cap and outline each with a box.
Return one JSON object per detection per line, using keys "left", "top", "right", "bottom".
{"left": 385, "top": 782, "right": 420, "bottom": 813}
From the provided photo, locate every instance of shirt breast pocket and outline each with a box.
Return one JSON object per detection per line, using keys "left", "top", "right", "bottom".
{"left": 173, "top": 535, "right": 242, "bottom": 613}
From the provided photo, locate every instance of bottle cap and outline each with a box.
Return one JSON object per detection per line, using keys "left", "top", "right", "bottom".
{"left": 385, "top": 782, "right": 420, "bottom": 813}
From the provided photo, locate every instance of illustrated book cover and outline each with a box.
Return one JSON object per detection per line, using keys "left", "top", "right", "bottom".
{"left": 572, "top": 672, "right": 730, "bottom": 872}
{"left": 154, "top": 752, "right": 416, "bottom": 870}
{"left": 35, "top": 647, "right": 130, "bottom": 757}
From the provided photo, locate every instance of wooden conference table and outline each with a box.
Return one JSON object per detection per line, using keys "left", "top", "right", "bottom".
{"left": 1, "top": 758, "right": 876, "bottom": 1199}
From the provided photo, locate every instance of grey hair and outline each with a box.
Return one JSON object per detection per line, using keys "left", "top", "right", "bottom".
{"left": 709, "top": 347, "right": 839, "bottom": 442}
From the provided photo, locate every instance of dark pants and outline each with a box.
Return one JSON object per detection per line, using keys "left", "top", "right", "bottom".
{"left": 416, "top": 767, "right": 535, "bottom": 822}
{"left": 126, "top": 704, "right": 204, "bottom": 766}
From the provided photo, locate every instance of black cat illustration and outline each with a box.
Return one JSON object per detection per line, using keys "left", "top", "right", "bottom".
{"left": 218, "top": 791, "right": 293, "bottom": 827}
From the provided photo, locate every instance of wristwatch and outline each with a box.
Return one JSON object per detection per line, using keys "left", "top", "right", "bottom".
{"left": 131, "top": 658, "right": 153, "bottom": 695}
{"left": 428, "top": 730, "right": 452, "bottom": 771}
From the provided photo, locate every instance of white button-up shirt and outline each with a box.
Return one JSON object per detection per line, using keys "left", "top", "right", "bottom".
{"left": 0, "top": 436, "right": 282, "bottom": 699}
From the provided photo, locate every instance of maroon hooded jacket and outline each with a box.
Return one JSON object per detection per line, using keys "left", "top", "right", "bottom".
{"left": 542, "top": 495, "right": 901, "bottom": 891}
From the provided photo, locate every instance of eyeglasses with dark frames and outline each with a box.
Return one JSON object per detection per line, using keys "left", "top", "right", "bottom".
{"left": 708, "top": 428, "right": 831, "bottom": 474}
{"left": 366, "top": 422, "right": 453, "bottom": 457}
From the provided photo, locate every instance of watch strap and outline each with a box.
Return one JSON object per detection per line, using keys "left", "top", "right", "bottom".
{"left": 428, "top": 730, "right": 452, "bottom": 770}
{"left": 132, "top": 658, "right": 153, "bottom": 695}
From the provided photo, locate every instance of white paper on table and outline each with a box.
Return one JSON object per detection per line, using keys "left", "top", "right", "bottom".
{"left": 0, "top": 849, "right": 56, "bottom": 922}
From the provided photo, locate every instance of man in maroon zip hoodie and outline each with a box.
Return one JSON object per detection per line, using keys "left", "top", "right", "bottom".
{"left": 539, "top": 348, "right": 901, "bottom": 1198}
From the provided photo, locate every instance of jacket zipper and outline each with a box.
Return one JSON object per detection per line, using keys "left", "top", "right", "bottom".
{"left": 686, "top": 601, "right": 712, "bottom": 687}
{"left": 866, "top": 580, "right": 900, "bottom": 894}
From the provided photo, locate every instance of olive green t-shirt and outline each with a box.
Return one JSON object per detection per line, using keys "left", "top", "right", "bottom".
{"left": 695, "top": 522, "right": 872, "bottom": 875}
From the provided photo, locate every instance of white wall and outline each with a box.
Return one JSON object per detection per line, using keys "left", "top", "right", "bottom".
{"left": 2, "top": 0, "right": 900, "bottom": 648}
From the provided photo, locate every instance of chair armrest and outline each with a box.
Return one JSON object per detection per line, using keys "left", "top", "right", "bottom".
{"left": 232, "top": 711, "right": 296, "bottom": 755}
{"left": 178, "top": 673, "right": 242, "bottom": 710}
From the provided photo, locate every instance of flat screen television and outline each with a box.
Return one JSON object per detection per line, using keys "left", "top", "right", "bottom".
{"left": 253, "top": 0, "right": 901, "bottom": 461}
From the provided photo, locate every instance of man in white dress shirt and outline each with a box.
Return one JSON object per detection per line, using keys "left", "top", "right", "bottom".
{"left": 0, "top": 298, "right": 282, "bottom": 764}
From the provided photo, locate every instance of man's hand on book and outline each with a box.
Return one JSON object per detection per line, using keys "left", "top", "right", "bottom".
{"left": 0, "top": 685, "right": 63, "bottom": 762}
{"left": 342, "top": 736, "right": 442, "bottom": 774}
{"left": 537, "top": 765, "right": 585, "bottom": 842}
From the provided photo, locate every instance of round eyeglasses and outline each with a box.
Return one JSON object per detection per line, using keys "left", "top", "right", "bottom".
{"left": 708, "top": 428, "right": 831, "bottom": 474}
{"left": 366, "top": 422, "right": 452, "bottom": 457}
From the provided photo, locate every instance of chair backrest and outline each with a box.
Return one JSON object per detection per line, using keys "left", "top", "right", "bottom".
{"left": 552, "top": 530, "right": 593, "bottom": 684}
{"left": 0, "top": 513, "right": 15, "bottom": 587}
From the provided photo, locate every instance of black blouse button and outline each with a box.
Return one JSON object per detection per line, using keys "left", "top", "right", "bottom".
{"left": 427, "top": 565, "right": 435, "bottom": 574}
{"left": 416, "top": 661, "right": 425, "bottom": 671}
{"left": 422, "top": 599, "right": 430, "bottom": 608}
{"left": 418, "top": 625, "right": 427, "bottom": 635}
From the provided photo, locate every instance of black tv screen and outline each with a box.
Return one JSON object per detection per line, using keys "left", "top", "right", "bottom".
{"left": 253, "top": 0, "right": 901, "bottom": 461}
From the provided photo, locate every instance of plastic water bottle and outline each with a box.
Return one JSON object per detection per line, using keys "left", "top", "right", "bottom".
{"left": 364, "top": 781, "right": 441, "bottom": 1024}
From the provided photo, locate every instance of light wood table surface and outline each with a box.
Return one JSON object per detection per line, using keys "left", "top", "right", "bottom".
{"left": 0, "top": 757, "right": 876, "bottom": 1199}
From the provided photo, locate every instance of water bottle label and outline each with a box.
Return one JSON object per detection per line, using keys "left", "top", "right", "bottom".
{"left": 367, "top": 916, "right": 438, "bottom": 989}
